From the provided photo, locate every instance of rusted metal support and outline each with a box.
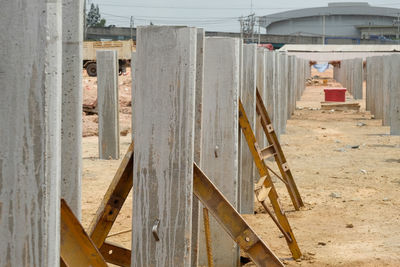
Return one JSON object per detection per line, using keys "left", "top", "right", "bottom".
{"left": 99, "top": 242, "right": 131, "bottom": 267}
{"left": 88, "top": 142, "right": 134, "bottom": 248}
{"left": 60, "top": 199, "right": 107, "bottom": 267}
{"left": 255, "top": 89, "right": 304, "bottom": 210}
{"left": 203, "top": 208, "right": 214, "bottom": 267}
{"left": 239, "top": 99, "right": 302, "bottom": 259}
{"left": 193, "top": 163, "right": 284, "bottom": 267}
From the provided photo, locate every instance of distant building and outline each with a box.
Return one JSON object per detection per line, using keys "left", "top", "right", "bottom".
{"left": 260, "top": 2, "right": 400, "bottom": 42}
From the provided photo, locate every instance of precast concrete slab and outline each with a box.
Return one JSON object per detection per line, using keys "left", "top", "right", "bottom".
{"left": 265, "top": 51, "right": 275, "bottom": 125}
{"left": 239, "top": 44, "right": 257, "bottom": 214}
{"left": 97, "top": 50, "right": 120, "bottom": 160}
{"left": 61, "top": 0, "right": 83, "bottom": 219}
{"left": 199, "top": 37, "right": 240, "bottom": 267}
{"left": 389, "top": 55, "right": 400, "bottom": 135}
{"left": 0, "top": 0, "right": 62, "bottom": 265}
{"left": 132, "top": 26, "right": 197, "bottom": 266}
{"left": 191, "top": 27, "right": 205, "bottom": 267}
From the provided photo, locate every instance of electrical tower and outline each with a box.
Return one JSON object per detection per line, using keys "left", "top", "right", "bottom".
{"left": 239, "top": 13, "right": 257, "bottom": 44}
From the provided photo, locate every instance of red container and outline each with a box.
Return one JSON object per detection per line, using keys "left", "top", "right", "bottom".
{"left": 324, "top": 88, "right": 346, "bottom": 102}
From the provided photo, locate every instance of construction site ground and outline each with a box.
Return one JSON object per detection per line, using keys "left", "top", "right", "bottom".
{"left": 81, "top": 68, "right": 400, "bottom": 266}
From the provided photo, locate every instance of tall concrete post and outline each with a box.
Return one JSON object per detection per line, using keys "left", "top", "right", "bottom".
{"left": 239, "top": 44, "right": 256, "bottom": 214}
{"left": 277, "top": 53, "right": 288, "bottom": 135}
{"left": 131, "top": 51, "right": 136, "bottom": 141}
{"left": 191, "top": 28, "right": 205, "bottom": 267}
{"left": 97, "top": 50, "right": 120, "bottom": 160}
{"left": 382, "top": 55, "right": 391, "bottom": 126}
{"left": 353, "top": 58, "right": 363, "bottom": 100}
{"left": 375, "top": 57, "right": 384, "bottom": 120}
{"left": 273, "top": 52, "right": 281, "bottom": 137}
{"left": 256, "top": 47, "right": 266, "bottom": 148}
{"left": 390, "top": 55, "right": 400, "bottom": 135}
{"left": 0, "top": 1, "right": 62, "bottom": 266}
{"left": 367, "top": 57, "right": 373, "bottom": 113}
{"left": 132, "top": 26, "right": 197, "bottom": 266}
{"left": 61, "top": 0, "right": 83, "bottom": 218}
{"left": 287, "top": 55, "right": 294, "bottom": 119}
{"left": 199, "top": 37, "right": 240, "bottom": 267}
{"left": 265, "top": 51, "right": 275, "bottom": 126}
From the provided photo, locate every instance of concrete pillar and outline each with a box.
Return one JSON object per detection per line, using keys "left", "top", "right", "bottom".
{"left": 287, "top": 55, "right": 294, "bottom": 119}
{"left": 297, "top": 58, "right": 304, "bottom": 101}
{"left": 265, "top": 51, "right": 275, "bottom": 124}
{"left": 382, "top": 56, "right": 391, "bottom": 126}
{"left": 256, "top": 48, "right": 266, "bottom": 148}
{"left": 0, "top": 1, "right": 62, "bottom": 266}
{"left": 390, "top": 55, "right": 400, "bottom": 135}
{"left": 273, "top": 52, "right": 281, "bottom": 138}
{"left": 375, "top": 57, "right": 384, "bottom": 120}
{"left": 131, "top": 26, "right": 197, "bottom": 266}
{"left": 353, "top": 58, "right": 363, "bottom": 100}
{"left": 278, "top": 53, "right": 288, "bottom": 134}
{"left": 199, "top": 37, "right": 240, "bottom": 267}
{"left": 239, "top": 44, "right": 256, "bottom": 214}
{"left": 131, "top": 51, "right": 136, "bottom": 141}
{"left": 61, "top": 0, "right": 83, "bottom": 218}
{"left": 372, "top": 57, "right": 378, "bottom": 116}
{"left": 291, "top": 56, "right": 298, "bottom": 112}
{"left": 366, "top": 58, "right": 372, "bottom": 112}
{"left": 291, "top": 56, "right": 297, "bottom": 115}
{"left": 371, "top": 57, "right": 379, "bottom": 117}
{"left": 191, "top": 28, "right": 205, "bottom": 267}
{"left": 97, "top": 50, "right": 120, "bottom": 160}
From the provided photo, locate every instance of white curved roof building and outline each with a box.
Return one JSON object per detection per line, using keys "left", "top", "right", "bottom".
{"left": 261, "top": 2, "right": 400, "bottom": 39}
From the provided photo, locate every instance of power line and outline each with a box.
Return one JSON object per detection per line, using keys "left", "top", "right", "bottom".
{"left": 97, "top": 3, "right": 292, "bottom": 10}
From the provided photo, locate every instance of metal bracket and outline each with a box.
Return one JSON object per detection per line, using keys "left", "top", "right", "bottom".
{"left": 152, "top": 219, "right": 160, "bottom": 241}
{"left": 235, "top": 229, "right": 259, "bottom": 251}
{"left": 267, "top": 124, "right": 274, "bottom": 133}
{"left": 282, "top": 163, "right": 289, "bottom": 172}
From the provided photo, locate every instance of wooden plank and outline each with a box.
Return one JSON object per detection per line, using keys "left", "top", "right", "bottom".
{"left": 88, "top": 142, "right": 134, "bottom": 248}
{"left": 60, "top": 199, "right": 107, "bottom": 267}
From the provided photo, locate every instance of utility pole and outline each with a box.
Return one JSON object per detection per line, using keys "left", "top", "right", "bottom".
{"left": 239, "top": 16, "right": 244, "bottom": 40}
{"left": 322, "top": 15, "right": 325, "bottom": 45}
{"left": 130, "top": 16, "right": 134, "bottom": 40}
{"left": 258, "top": 17, "right": 261, "bottom": 44}
{"left": 83, "top": 0, "right": 87, "bottom": 40}
{"left": 397, "top": 13, "right": 400, "bottom": 42}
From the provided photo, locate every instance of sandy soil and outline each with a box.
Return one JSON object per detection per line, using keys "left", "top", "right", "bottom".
{"left": 81, "top": 67, "right": 400, "bottom": 266}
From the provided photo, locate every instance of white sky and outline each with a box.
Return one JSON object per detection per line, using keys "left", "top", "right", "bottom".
{"left": 89, "top": 0, "right": 400, "bottom": 32}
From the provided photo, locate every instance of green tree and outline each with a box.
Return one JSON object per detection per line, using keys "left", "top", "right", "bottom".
{"left": 86, "top": 3, "right": 106, "bottom": 27}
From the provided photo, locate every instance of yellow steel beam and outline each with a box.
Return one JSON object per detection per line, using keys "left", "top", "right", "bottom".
{"left": 99, "top": 242, "right": 131, "bottom": 267}
{"left": 88, "top": 142, "right": 134, "bottom": 248}
{"left": 239, "top": 100, "right": 302, "bottom": 260}
{"left": 193, "top": 163, "right": 284, "bottom": 267}
{"left": 255, "top": 89, "right": 304, "bottom": 210}
{"left": 60, "top": 199, "right": 107, "bottom": 267}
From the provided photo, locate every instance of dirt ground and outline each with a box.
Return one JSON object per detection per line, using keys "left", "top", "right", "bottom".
{"left": 81, "top": 67, "right": 400, "bottom": 266}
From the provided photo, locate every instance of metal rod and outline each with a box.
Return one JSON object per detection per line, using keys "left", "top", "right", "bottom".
{"left": 265, "top": 164, "right": 289, "bottom": 186}
{"left": 260, "top": 201, "right": 293, "bottom": 243}
{"left": 107, "top": 229, "right": 132, "bottom": 238}
{"left": 203, "top": 208, "right": 214, "bottom": 267}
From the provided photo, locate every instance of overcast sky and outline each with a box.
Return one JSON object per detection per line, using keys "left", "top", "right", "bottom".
{"left": 89, "top": 0, "right": 400, "bottom": 32}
